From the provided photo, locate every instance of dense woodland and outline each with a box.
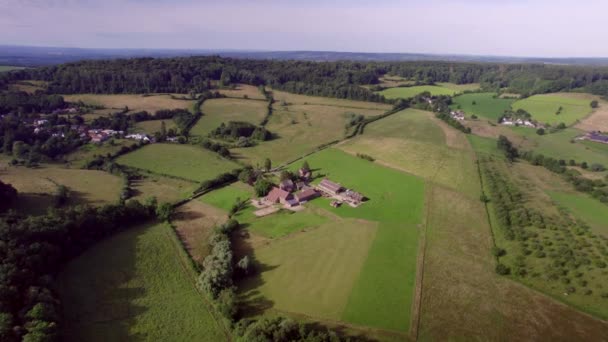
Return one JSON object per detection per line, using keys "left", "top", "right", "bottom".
{"left": 5, "top": 57, "right": 608, "bottom": 101}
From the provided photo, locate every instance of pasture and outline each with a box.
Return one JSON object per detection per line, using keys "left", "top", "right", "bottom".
{"left": 191, "top": 98, "right": 268, "bottom": 137}
{"left": 511, "top": 94, "right": 592, "bottom": 126}
{"left": 376, "top": 85, "right": 455, "bottom": 99}
{"left": 231, "top": 101, "right": 385, "bottom": 166}
{"left": 0, "top": 66, "right": 25, "bottom": 72}
{"left": 338, "top": 109, "right": 480, "bottom": 198}
{"left": 549, "top": 191, "right": 608, "bottom": 235}
{"left": 199, "top": 182, "right": 254, "bottom": 211}
{"left": 218, "top": 84, "right": 266, "bottom": 100}
{"left": 65, "top": 139, "right": 137, "bottom": 168}
{"left": 116, "top": 144, "right": 239, "bottom": 182}
{"left": 436, "top": 82, "right": 480, "bottom": 92}
{"left": 131, "top": 174, "right": 197, "bottom": 204}
{"left": 452, "top": 92, "right": 515, "bottom": 121}
{"left": 134, "top": 119, "right": 177, "bottom": 135}
{"left": 63, "top": 94, "right": 194, "bottom": 113}
{"left": 0, "top": 165, "right": 122, "bottom": 215}
{"left": 269, "top": 89, "right": 392, "bottom": 111}
{"left": 236, "top": 207, "right": 329, "bottom": 239}
{"left": 56, "top": 223, "right": 227, "bottom": 341}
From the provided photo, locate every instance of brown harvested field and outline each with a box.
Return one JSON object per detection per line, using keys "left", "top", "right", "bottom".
{"left": 130, "top": 174, "right": 196, "bottom": 204}
{"left": 218, "top": 84, "right": 266, "bottom": 100}
{"left": 576, "top": 98, "right": 608, "bottom": 132}
{"left": 172, "top": 201, "right": 228, "bottom": 264}
{"left": 63, "top": 94, "right": 194, "bottom": 113}
{"left": 269, "top": 89, "right": 392, "bottom": 111}
{"left": 0, "top": 165, "right": 122, "bottom": 215}
{"left": 418, "top": 184, "right": 608, "bottom": 341}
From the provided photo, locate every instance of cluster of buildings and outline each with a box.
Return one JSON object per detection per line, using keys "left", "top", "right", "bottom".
{"left": 577, "top": 131, "right": 608, "bottom": 144}
{"left": 500, "top": 117, "right": 539, "bottom": 128}
{"left": 449, "top": 110, "right": 465, "bottom": 121}
{"left": 88, "top": 129, "right": 124, "bottom": 143}
{"left": 258, "top": 166, "right": 366, "bottom": 217}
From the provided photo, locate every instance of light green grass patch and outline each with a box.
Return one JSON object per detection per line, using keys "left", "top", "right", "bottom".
{"left": 134, "top": 120, "right": 177, "bottom": 134}
{"left": 467, "top": 135, "right": 501, "bottom": 157}
{"left": 377, "top": 85, "right": 455, "bottom": 99}
{"left": 116, "top": 144, "right": 239, "bottom": 182}
{"left": 512, "top": 94, "right": 592, "bottom": 126}
{"left": 56, "top": 223, "right": 226, "bottom": 341}
{"left": 436, "top": 82, "right": 480, "bottom": 92}
{"left": 548, "top": 191, "right": 608, "bottom": 236}
{"left": 0, "top": 66, "right": 25, "bottom": 72}
{"left": 295, "top": 149, "right": 425, "bottom": 332}
{"left": 452, "top": 93, "right": 515, "bottom": 121}
{"left": 199, "top": 182, "right": 254, "bottom": 211}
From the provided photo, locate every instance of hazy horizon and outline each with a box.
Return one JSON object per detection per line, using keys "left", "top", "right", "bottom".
{"left": 2, "top": 0, "right": 608, "bottom": 58}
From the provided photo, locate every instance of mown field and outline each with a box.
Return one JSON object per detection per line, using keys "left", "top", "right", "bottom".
{"left": 511, "top": 94, "right": 592, "bottom": 126}
{"left": 549, "top": 191, "right": 608, "bottom": 235}
{"left": 376, "top": 85, "right": 455, "bottom": 99}
{"left": 63, "top": 94, "right": 194, "bottom": 113}
{"left": 191, "top": 98, "right": 268, "bottom": 137}
{"left": 218, "top": 84, "right": 267, "bottom": 100}
{"left": 338, "top": 109, "right": 480, "bottom": 198}
{"left": 231, "top": 100, "right": 386, "bottom": 166}
{"left": 116, "top": 143, "right": 239, "bottom": 182}
{"left": 0, "top": 165, "right": 122, "bottom": 215}
{"left": 452, "top": 92, "right": 515, "bottom": 121}
{"left": 56, "top": 223, "right": 227, "bottom": 341}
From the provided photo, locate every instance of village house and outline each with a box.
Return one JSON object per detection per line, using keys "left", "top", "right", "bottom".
{"left": 265, "top": 187, "right": 293, "bottom": 205}
{"left": 317, "top": 179, "right": 344, "bottom": 196}
{"left": 126, "top": 133, "right": 151, "bottom": 142}
{"left": 586, "top": 131, "right": 608, "bottom": 144}
{"left": 295, "top": 188, "right": 319, "bottom": 203}
{"left": 450, "top": 110, "right": 465, "bottom": 121}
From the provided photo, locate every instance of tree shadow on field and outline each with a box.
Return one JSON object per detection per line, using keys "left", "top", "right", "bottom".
{"left": 57, "top": 224, "right": 153, "bottom": 341}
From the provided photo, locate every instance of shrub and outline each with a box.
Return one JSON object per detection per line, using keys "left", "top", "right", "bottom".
{"left": 590, "top": 163, "right": 606, "bottom": 172}
{"left": 491, "top": 246, "right": 506, "bottom": 257}
{"left": 536, "top": 128, "right": 545, "bottom": 135}
{"left": 495, "top": 263, "right": 511, "bottom": 275}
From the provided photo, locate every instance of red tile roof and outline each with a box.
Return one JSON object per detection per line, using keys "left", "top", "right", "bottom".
{"left": 295, "top": 188, "right": 319, "bottom": 202}
{"left": 265, "top": 187, "right": 290, "bottom": 203}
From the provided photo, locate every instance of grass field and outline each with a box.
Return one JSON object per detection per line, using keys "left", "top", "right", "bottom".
{"left": 131, "top": 174, "right": 197, "bottom": 204}
{"left": 436, "top": 82, "right": 480, "bottom": 92}
{"left": 549, "top": 191, "right": 608, "bottom": 235}
{"left": 199, "top": 182, "right": 254, "bottom": 211}
{"left": 0, "top": 65, "right": 25, "bottom": 72}
{"left": 65, "top": 139, "right": 136, "bottom": 168}
{"left": 269, "top": 89, "right": 392, "bottom": 111}
{"left": 231, "top": 101, "right": 385, "bottom": 166}
{"left": 116, "top": 144, "right": 239, "bottom": 182}
{"left": 191, "top": 98, "right": 268, "bottom": 137}
{"left": 63, "top": 94, "right": 194, "bottom": 113}
{"left": 56, "top": 223, "right": 227, "bottom": 341}
{"left": 452, "top": 92, "right": 515, "bottom": 121}
{"left": 467, "top": 134, "right": 502, "bottom": 157}
{"left": 511, "top": 94, "right": 592, "bottom": 126}
{"left": 0, "top": 165, "right": 122, "bottom": 215}
{"left": 237, "top": 207, "right": 329, "bottom": 239}
{"left": 218, "top": 84, "right": 267, "bottom": 100}
{"left": 338, "top": 109, "right": 480, "bottom": 198}
{"left": 376, "top": 85, "right": 456, "bottom": 99}
{"left": 134, "top": 119, "right": 177, "bottom": 134}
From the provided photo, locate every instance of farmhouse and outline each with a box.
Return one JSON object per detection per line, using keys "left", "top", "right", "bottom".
{"left": 585, "top": 131, "right": 608, "bottom": 144}
{"left": 295, "top": 188, "right": 320, "bottom": 203}
{"left": 450, "top": 110, "right": 465, "bottom": 121}
{"left": 265, "top": 187, "right": 292, "bottom": 205}
{"left": 318, "top": 179, "right": 343, "bottom": 195}
{"left": 279, "top": 179, "right": 295, "bottom": 192}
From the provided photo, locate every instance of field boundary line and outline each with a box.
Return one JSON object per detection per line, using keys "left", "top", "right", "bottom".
{"left": 163, "top": 224, "right": 232, "bottom": 341}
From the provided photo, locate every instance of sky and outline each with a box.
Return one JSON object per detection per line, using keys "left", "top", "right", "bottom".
{"left": 1, "top": 0, "right": 607, "bottom": 57}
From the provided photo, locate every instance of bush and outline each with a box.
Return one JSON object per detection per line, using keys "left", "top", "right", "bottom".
{"left": 590, "top": 163, "right": 605, "bottom": 172}
{"left": 491, "top": 246, "right": 506, "bottom": 257}
{"left": 536, "top": 128, "right": 545, "bottom": 135}
{"left": 495, "top": 263, "right": 511, "bottom": 275}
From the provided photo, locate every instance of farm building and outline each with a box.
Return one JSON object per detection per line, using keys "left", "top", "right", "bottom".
{"left": 318, "top": 179, "right": 343, "bottom": 195}
{"left": 450, "top": 111, "right": 465, "bottom": 121}
{"left": 343, "top": 190, "right": 365, "bottom": 205}
{"left": 299, "top": 167, "right": 312, "bottom": 180}
{"left": 279, "top": 179, "right": 295, "bottom": 192}
{"left": 587, "top": 131, "right": 608, "bottom": 144}
{"left": 265, "top": 187, "right": 292, "bottom": 204}
{"left": 295, "top": 188, "right": 320, "bottom": 203}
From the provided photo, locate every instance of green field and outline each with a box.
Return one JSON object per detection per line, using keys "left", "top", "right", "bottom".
{"left": 436, "top": 82, "right": 481, "bottom": 92}
{"left": 134, "top": 119, "right": 177, "bottom": 134}
{"left": 56, "top": 223, "right": 226, "bottom": 341}
{"left": 191, "top": 98, "right": 268, "bottom": 137}
{"left": 512, "top": 94, "right": 592, "bottom": 126}
{"left": 0, "top": 65, "right": 25, "bottom": 72}
{"left": 509, "top": 127, "right": 608, "bottom": 166}
{"left": 452, "top": 93, "right": 515, "bottom": 121}
{"left": 339, "top": 109, "right": 480, "bottom": 198}
{"left": 65, "top": 139, "right": 136, "bottom": 168}
{"left": 467, "top": 135, "right": 501, "bottom": 157}
{"left": 549, "top": 191, "right": 608, "bottom": 235}
{"left": 199, "top": 182, "right": 254, "bottom": 211}
{"left": 116, "top": 144, "right": 239, "bottom": 182}
{"left": 377, "top": 85, "right": 455, "bottom": 99}
{"left": 237, "top": 207, "right": 329, "bottom": 239}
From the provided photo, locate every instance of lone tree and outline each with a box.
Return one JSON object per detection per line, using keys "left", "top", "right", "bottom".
{"left": 254, "top": 178, "right": 273, "bottom": 197}
{"left": 301, "top": 161, "right": 310, "bottom": 172}
{"left": 264, "top": 158, "right": 272, "bottom": 172}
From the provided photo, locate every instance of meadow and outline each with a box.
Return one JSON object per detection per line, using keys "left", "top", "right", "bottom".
{"left": 376, "top": 85, "right": 456, "bottom": 99}
{"left": 65, "top": 139, "right": 136, "bottom": 168}
{"left": 198, "top": 182, "right": 254, "bottom": 211}
{"left": 130, "top": 174, "right": 196, "bottom": 204}
{"left": 0, "top": 165, "right": 122, "bottom": 215}
{"left": 218, "top": 84, "right": 267, "bottom": 100}
{"left": 116, "top": 143, "right": 239, "bottom": 182}
{"left": 511, "top": 94, "right": 592, "bottom": 126}
{"left": 56, "top": 223, "right": 227, "bottom": 341}
{"left": 190, "top": 98, "right": 268, "bottom": 137}
{"left": 235, "top": 207, "right": 329, "bottom": 239}
{"left": 231, "top": 101, "right": 385, "bottom": 166}
{"left": 338, "top": 109, "right": 480, "bottom": 198}
{"left": 436, "top": 82, "right": 480, "bottom": 92}
{"left": 134, "top": 119, "right": 177, "bottom": 135}
{"left": 452, "top": 92, "right": 515, "bottom": 121}
{"left": 269, "top": 89, "right": 392, "bottom": 111}
{"left": 549, "top": 191, "right": 608, "bottom": 235}
{"left": 63, "top": 94, "right": 194, "bottom": 113}
{"left": 0, "top": 65, "right": 25, "bottom": 72}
